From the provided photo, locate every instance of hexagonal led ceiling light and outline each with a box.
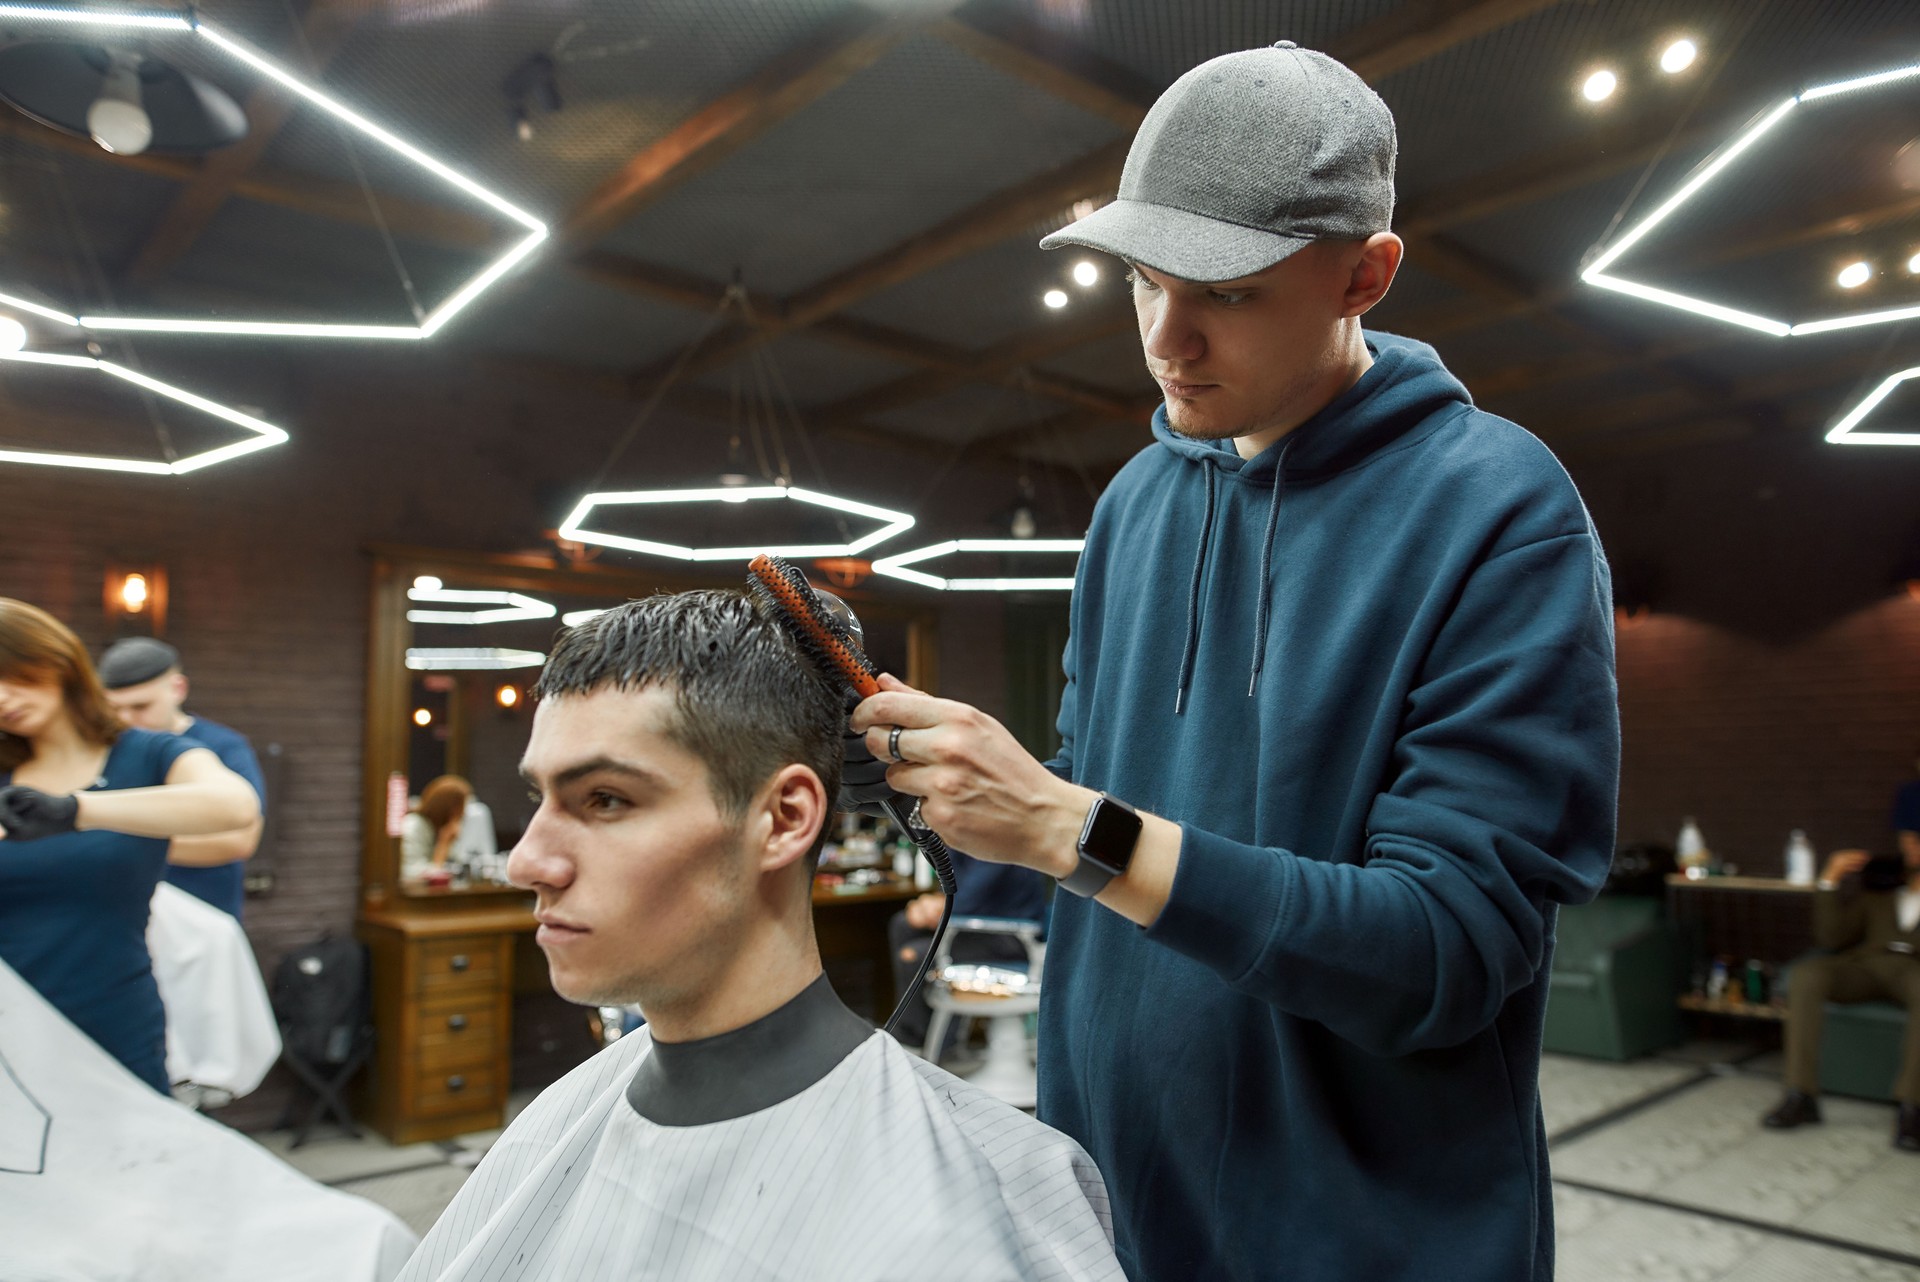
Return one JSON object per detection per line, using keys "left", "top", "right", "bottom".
{"left": 405, "top": 647, "right": 546, "bottom": 671}
{"left": 1581, "top": 60, "right": 1920, "bottom": 338}
{"left": 0, "top": 348, "right": 288, "bottom": 473}
{"left": 871, "top": 539, "right": 1084, "bottom": 592}
{"left": 557, "top": 486, "right": 915, "bottom": 563}
{"left": 1824, "top": 365, "right": 1920, "bottom": 446}
{"left": 0, "top": 5, "right": 546, "bottom": 341}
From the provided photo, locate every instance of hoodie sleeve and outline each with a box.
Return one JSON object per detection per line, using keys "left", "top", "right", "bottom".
{"left": 1043, "top": 635, "right": 1077, "bottom": 784}
{"left": 1142, "top": 528, "right": 1620, "bottom": 1056}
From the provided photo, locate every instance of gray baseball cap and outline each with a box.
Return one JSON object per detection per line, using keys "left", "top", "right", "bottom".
{"left": 1040, "top": 41, "right": 1396, "bottom": 283}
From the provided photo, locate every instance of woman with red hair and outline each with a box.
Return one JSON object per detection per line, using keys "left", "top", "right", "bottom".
{"left": 0, "top": 598, "right": 259, "bottom": 1091}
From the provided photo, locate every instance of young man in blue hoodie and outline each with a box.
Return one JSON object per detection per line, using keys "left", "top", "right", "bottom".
{"left": 851, "top": 42, "right": 1620, "bottom": 1281}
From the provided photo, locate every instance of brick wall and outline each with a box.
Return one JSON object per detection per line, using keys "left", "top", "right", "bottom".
{"left": 1571, "top": 428, "right": 1920, "bottom": 876}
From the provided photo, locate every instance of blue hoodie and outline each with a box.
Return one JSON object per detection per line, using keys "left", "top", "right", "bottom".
{"left": 1038, "top": 333, "right": 1619, "bottom": 1281}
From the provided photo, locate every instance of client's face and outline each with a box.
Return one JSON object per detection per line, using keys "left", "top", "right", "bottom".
{"left": 0, "top": 674, "right": 63, "bottom": 740}
{"left": 509, "top": 686, "right": 754, "bottom": 1007}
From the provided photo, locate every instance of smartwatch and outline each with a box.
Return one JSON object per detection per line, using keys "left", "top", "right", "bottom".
{"left": 1059, "top": 792, "right": 1142, "bottom": 898}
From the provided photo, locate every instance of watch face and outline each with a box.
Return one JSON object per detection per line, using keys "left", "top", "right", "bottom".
{"left": 1084, "top": 798, "right": 1143, "bottom": 870}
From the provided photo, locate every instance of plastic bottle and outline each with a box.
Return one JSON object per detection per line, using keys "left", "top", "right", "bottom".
{"left": 1784, "top": 829, "right": 1816, "bottom": 885}
{"left": 1677, "top": 817, "right": 1711, "bottom": 879}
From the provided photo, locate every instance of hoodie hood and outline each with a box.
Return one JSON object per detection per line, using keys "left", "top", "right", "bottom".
{"left": 1150, "top": 331, "right": 1473, "bottom": 483}
{"left": 1153, "top": 331, "right": 1476, "bottom": 711}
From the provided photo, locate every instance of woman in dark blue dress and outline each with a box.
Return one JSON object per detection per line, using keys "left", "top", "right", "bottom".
{"left": 0, "top": 599, "right": 260, "bottom": 1092}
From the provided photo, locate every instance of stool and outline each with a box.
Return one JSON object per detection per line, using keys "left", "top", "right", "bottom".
{"left": 1819, "top": 1000, "right": 1907, "bottom": 1103}
{"left": 922, "top": 917, "right": 1044, "bottom": 1109}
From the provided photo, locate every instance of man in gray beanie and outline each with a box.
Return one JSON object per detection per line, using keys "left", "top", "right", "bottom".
{"left": 100, "top": 637, "right": 266, "bottom": 920}
{"left": 851, "top": 43, "right": 1619, "bottom": 1280}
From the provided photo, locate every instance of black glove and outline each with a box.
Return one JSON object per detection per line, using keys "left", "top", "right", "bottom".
{"left": 838, "top": 720, "right": 901, "bottom": 818}
{"left": 0, "top": 785, "right": 81, "bottom": 842}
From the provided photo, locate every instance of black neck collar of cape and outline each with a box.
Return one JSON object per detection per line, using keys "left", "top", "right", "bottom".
{"left": 625, "top": 972, "right": 873, "bottom": 1127}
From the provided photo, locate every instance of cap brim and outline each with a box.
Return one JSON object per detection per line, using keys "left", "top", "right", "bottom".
{"left": 1039, "top": 200, "right": 1313, "bottom": 283}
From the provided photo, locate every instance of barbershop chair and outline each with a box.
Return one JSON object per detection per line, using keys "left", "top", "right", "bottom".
{"left": 922, "top": 917, "right": 1044, "bottom": 1109}
{"left": 1541, "top": 894, "right": 1684, "bottom": 1061}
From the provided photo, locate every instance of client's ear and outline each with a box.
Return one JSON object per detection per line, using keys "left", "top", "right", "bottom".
{"left": 754, "top": 762, "right": 828, "bottom": 875}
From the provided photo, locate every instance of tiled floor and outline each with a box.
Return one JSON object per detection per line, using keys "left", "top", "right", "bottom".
{"left": 252, "top": 1049, "right": 1920, "bottom": 1279}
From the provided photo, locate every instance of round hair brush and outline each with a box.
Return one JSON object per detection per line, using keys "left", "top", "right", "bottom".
{"left": 747, "top": 554, "right": 958, "bottom": 1038}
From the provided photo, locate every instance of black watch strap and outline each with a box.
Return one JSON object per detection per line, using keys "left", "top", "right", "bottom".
{"left": 1060, "top": 793, "right": 1142, "bottom": 899}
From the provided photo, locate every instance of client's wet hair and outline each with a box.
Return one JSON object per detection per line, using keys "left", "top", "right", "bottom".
{"left": 535, "top": 590, "right": 843, "bottom": 849}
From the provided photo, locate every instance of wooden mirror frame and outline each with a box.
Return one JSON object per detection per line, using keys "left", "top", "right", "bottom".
{"left": 358, "top": 546, "right": 939, "bottom": 910}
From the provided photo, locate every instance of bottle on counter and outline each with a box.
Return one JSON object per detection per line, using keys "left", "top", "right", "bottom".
{"left": 1784, "top": 829, "right": 1817, "bottom": 885}
{"left": 1677, "top": 817, "right": 1712, "bottom": 880}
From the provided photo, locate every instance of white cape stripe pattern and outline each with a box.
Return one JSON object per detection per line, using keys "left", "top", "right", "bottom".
{"left": 0, "top": 957, "right": 415, "bottom": 1282}
{"left": 398, "top": 1029, "right": 1122, "bottom": 1281}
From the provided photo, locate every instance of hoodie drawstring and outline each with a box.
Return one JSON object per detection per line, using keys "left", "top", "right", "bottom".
{"left": 1249, "top": 450, "right": 1288, "bottom": 696}
{"left": 1173, "top": 462, "right": 1216, "bottom": 716}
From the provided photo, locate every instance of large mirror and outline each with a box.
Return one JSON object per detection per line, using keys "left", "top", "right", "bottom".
{"left": 359, "top": 547, "right": 938, "bottom": 904}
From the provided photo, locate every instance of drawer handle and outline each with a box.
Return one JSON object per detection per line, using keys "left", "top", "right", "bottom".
{"left": 446, "top": 1014, "right": 468, "bottom": 1031}
{"left": 446, "top": 1074, "right": 466, "bottom": 1092}
{"left": 449, "top": 954, "right": 470, "bottom": 973}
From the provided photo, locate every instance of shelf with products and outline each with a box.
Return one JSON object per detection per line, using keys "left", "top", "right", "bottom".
{"left": 1676, "top": 993, "right": 1789, "bottom": 1022}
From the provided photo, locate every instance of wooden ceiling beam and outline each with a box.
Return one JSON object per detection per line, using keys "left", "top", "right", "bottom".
{"left": 560, "top": 7, "right": 948, "bottom": 251}
{"left": 124, "top": 0, "right": 372, "bottom": 286}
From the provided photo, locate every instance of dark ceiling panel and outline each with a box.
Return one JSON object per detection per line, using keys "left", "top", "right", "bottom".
{"left": 251, "top": 0, "right": 856, "bottom": 218}
{"left": 845, "top": 231, "right": 1120, "bottom": 349}
{"left": 457, "top": 269, "right": 711, "bottom": 371}
{"left": 594, "top": 31, "right": 1124, "bottom": 296}
{"left": 0, "top": 146, "right": 180, "bottom": 309}
{"left": 1026, "top": 0, "right": 1406, "bottom": 90}
{"left": 689, "top": 330, "right": 914, "bottom": 406}
{"left": 870, "top": 380, "right": 1058, "bottom": 447}
{"left": 1385, "top": 0, "right": 1920, "bottom": 204}
{"left": 162, "top": 197, "right": 483, "bottom": 323}
{"left": 1035, "top": 327, "right": 1152, "bottom": 398}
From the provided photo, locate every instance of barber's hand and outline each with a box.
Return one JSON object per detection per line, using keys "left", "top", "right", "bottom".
{"left": 852, "top": 674, "right": 1088, "bottom": 878}
{"left": 1822, "top": 849, "right": 1871, "bottom": 884}
{"left": 838, "top": 719, "right": 900, "bottom": 818}
{"left": 0, "top": 785, "right": 81, "bottom": 842}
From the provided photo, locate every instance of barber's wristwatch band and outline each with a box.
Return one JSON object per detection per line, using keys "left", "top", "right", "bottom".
{"left": 1059, "top": 792, "right": 1143, "bottom": 899}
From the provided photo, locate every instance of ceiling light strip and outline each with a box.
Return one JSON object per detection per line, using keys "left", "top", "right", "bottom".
{"left": 405, "top": 647, "right": 547, "bottom": 671}
{"left": 193, "top": 23, "right": 542, "bottom": 233}
{"left": 0, "top": 291, "right": 79, "bottom": 326}
{"left": 76, "top": 317, "right": 425, "bottom": 340}
{"left": 870, "top": 539, "right": 1084, "bottom": 592}
{"left": 0, "top": 349, "right": 289, "bottom": 473}
{"left": 1825, "top": 366, "right": 1920, "bottom": 446}
{"left": 1584, "top": 97, "right": 1797, "bottom": 279}
{"left": 1798, "top": 62, "right": 1920, "bottom": 101}
{"left": 1790, "top": 303, "right": 1920, "bottom": 337}
{"left": 1582, "top": 273, "right": 1791, "bottom": 336}
{"left": 0, "top": 4, "right": 188, "bottom": 29}
{"left": 0, "top": 9, "right": 546, "bottom": 341}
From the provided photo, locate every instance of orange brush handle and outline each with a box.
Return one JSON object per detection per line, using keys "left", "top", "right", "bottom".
{"left": 748, "top": 554, "right": 881, "bottom": 699}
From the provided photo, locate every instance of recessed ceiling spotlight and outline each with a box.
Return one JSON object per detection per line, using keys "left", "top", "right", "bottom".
{"left": 1659, "top": 39, "right": 1698, "bottom": 74}
{"left": 1581, "top": 68, "right": 1618, "bottom": 102}
{"left": 1072, "top": 261, "right": 1099, "bottom": 287}
{"left": 0, "top": 314, "right": 24, "bottom": 353}
{"left": 1837, "top": 260, "right": 1873, "bottom": 289}
{"left": 1907, "top": 250, "right": 1920, "bottom": 274}
{"left": 1043, "top": 288, "right": 1070, "bottom": 309}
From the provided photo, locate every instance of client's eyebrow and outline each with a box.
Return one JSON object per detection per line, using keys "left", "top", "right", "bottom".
{"left": 520, "top": 756, "right": 667, "bottom": 792}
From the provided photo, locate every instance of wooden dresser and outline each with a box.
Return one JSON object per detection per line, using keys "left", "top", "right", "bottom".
{"left": 357, "top": 900, "right": 537, "bottom": 1144}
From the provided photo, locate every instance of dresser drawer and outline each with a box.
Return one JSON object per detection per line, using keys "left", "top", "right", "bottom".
{"left": 417, "top": 996, "right": 501, "bottom": 1070}
{"left": 413, "top": 1063, "right": 499, "bottom": 1118}
{"left": 413, "top": 937, "right": 500, "bottom": 994}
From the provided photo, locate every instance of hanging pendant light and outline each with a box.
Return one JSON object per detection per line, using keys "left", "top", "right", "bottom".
{"left": 871, "top": 539, "right": 1084, "bottom": 592}
{"left": 0, "top": 41, "right": 245, "bottom": 154}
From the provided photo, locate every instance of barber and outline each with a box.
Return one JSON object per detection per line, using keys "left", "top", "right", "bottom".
{"left": 851, "top": 44, "right": 1619, "bottom": 1281}
{"left": 100, "top": 638, "right": 266, "bottom": 921}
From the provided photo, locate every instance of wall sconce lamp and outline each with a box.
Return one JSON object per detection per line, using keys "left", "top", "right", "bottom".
{"left": 105, "top": 562, "right": 166, "bottom": 634}
{"left": 495, "top": 683, "right": 521, "bottom": 710}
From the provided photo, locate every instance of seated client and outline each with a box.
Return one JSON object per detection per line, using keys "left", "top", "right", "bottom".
{"left": 398, "top": 591, "right": 1121, "bottom": 1281}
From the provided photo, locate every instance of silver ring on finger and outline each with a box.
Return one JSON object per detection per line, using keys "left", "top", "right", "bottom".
{"left": 887, "top": 725, "right": 906, "bottom": 763}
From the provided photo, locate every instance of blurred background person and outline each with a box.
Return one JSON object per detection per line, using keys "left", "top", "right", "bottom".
{"left": 401, "top": 774, "right": 474, "bottom": 884}
{"left": 0, "top": 599, "right": 259, "bottom": 1091}
{"left": 100, "top": 637, "right": 266, "bottom": 921}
